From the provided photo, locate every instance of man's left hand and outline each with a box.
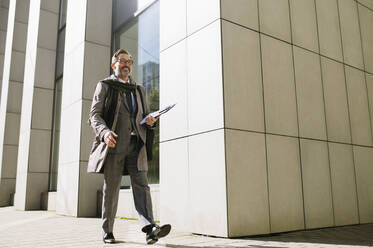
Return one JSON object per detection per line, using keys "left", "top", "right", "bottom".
{"left": 145, "top": 116, "right": 158, "bottom": 126}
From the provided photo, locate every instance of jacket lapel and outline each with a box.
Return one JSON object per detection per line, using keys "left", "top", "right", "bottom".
{"left": 135, "top": 85, "right": 143, "bottom": 119}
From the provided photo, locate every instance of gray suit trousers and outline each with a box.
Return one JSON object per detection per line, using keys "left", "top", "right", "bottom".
{"left": 102, "top": 136, "right": 154, "bottom": 233}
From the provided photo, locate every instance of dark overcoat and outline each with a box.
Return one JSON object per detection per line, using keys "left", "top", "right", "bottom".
{"left": 87, "top": 75, "right": 150, "bottom": 175}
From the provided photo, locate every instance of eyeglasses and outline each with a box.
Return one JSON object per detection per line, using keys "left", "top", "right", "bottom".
{"left": 117, "top": 58, "right": 133, "bottom": 65}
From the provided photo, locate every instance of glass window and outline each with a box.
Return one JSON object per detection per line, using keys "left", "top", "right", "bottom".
{"left": 49, "top": 0, "right": 67, "bottom": 191}
{"left": 59, "top": 0, "right": 67, "bottom": 28}
{"left": 55, "top": 28, "right": 65, "bottom": 78}
{"left": 113, "top": 0, "right": 160, "bottom": 185}
{"left": 49, "top": 78, "right": 63, "bottom": 191}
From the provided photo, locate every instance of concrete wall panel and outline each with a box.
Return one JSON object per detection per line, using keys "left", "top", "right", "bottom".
{"left": 222, "top": 21, "right": 264, "bottom": 132}
{"left": 221, "top": 0, "right": 258, "bottom": 31}
{"left": 294, "top": 47, "right": 326, "bottom": 140}
{"left": 329, "top": 142, "right": 359, "bottom": 226}
{"left": 345, "top": 66, "right": 372, "bottom": 146}
{"left": 160, "top": 40, "right": 188, "bottom": 141}
{"left": 300, "top": 139, "right": 334, "bottom": 229}
{"left": 259, "top": 0, "right": 291, "bottom": 42}
{"left": 289, "top": 0, "right": 319, "bottom": 52}
{"left": 321, "top": 57, "right": 351, "bottom": 143}
{"left": 160, "top": 0, "right": 186, "bottom": 51}
{"left": 261, "top": 35, "right": 298, "bottom": 137}
{"left": 353, "top": 146, "right": 373, "bottom": 223}
{"left": 266, "top": 134, "right": 304, "bottom": 233}
{"left": 338, "top": 0, "right": 364, "bottom": 70}
{"left": 226, "top": 130, "right": 269, "bottom": 236}
{"left": 315, "top": 0, "right": 343, "bottom": 62}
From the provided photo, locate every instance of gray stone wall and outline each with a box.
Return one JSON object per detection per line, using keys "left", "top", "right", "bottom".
{"left": 160, "top": 0, "right": 373, "bottom": 237}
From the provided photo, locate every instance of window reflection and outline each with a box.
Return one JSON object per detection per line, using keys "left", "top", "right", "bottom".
{"left": 113, "top": 0, "right": 160, "bottom": 185}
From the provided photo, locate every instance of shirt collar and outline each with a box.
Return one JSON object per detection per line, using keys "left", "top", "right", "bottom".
{"left": 112, "top": 74, "right": 129, "bottom": 84}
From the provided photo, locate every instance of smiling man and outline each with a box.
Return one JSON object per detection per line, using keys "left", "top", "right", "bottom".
{"left": 88, "top": 49, "right": 171, "bottom": 244}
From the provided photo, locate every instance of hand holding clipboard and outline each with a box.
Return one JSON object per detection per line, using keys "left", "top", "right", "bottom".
{"left": 140, "top": 103, "right": 176, "bottom": 125}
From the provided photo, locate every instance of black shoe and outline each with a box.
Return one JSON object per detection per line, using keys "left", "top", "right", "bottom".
{"left": 144, "top": 224, "right": 172, "bottom": 245}
{"left": 103, "top": 232, "right": 115, "bottom": 244}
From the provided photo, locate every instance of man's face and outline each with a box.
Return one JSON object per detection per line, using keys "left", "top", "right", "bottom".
{"left": 111, "top": 53, "right": 133, "bottom": 78}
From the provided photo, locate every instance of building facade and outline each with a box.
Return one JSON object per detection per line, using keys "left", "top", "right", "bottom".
{"left": 0, "top": 0, "right": 373, "bottom": 238}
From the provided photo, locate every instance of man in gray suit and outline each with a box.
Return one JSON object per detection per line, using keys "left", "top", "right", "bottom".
{"left": 88, "top": 49, "right": 171, "bottom": 244}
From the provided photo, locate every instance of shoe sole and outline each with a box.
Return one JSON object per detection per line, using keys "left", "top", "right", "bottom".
{"left": 157, "top": 224, "right": 171, "bottom": 238}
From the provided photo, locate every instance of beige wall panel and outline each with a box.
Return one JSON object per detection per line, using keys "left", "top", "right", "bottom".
{"left": 267, "top": 134, "right": 304, "bottom": 233}
{"left": 64, "top": 0, "right": 86, "bottom": 55}
{"left": 315, "top": 0, "right": 343, "bottom": 62}
{"left": 4, "top": 113, "right": 20, "bottom": 145}
{"left": 359, "top": 4, "right": 373, "bottom": 74}
{"left": 289, "top": 0, "right": 319, "bottom": 52}
{"left": 1, "top": 145, "right": 17, "bottom": 178}
{"left": 10, "top": 50, "right": 25, "bottom": 82}
{"left": 222, "top": 21, "right": 264, "bottom": 132}
{"left": 345, "top": 66, "right": 373, "bottom": 146}
{"left": 82, "top": 42, "right": 110, "bottom": 100}
{"left": 78, "top": 162, "right": 103, "bottom": 216}
{"left": 28, "top": 129, "right": 51, "bottom": 173}
{"left": 58, "top": 101, "right": 82, "bottom": 165}
{"left": 0, "top": 7, "right": 9, "bottom": 30}
{"left": 56, "top": 162, "right": 79, "bottom": 216}
{"left": 338, "top": 0, "right": 364, "bottom": 70}
{"left": 366, "top": 73, "right": 373, "bottom": 134}
{"left": 261, "top": 35, "right": 298, "bottom": 137}
{"left": 353, "top": 146, "right": 373, "bottom": 223}
{"left": 160, "top": 138, "right": 190, "bottom": 232}
{"left": 160, "top": 0, "right": 186, "bottom": 50}
{"left": 321, "top": 57, "right": 351, "bottom": 143}
{"left": 328, "top": 142, "right": 359, "bottom": 226}
{"left": 221, "top": 0, "right": 258, "bottom": 31}
{"left": 188, "top": 130, "right": 227, "bottom": 237}
{"left": 34, "top": 48, "right": 56, "bottom": 89}
{"left": 357, "top": 0, "right": 373, "bottom": 9}
{"left": 14, "top": 0, "right": 29, "bottom": 24}
{"left": 16, "top": 128, "right": 30, "bottom": 175}
{"left": 186, "top": 0, "right": 220, "bottom": 35}
{"left": 259, "top": 0, "right": 291, "bottom": 42}
{"left": 14, "top": 173, "right": 26, "bottom": 208}
{"left": 226, "top": 130, "right": 270, "bottom": 236}
{"left": 24, "top": 172, "right": 48, "bottom": 210}
{"left": 31, "top": 87, "right": 53, "bottom": 130}
{"left": 160, "top": 40, "right": 188, "bottom": 141}
{"left": 294, "top": 47, "right": 326, "bottom": 140}
{"left": 300, "top": 139, "right": 334, "bottom": 229}
{"left": 61, "top": 43, "right": 84, "bottom": 108}
{"left": 0, "top": 31, "right": 6, "bottom": 53}
{"left": 12, "top": 22, "right": 27, "bottom": 51}
{"left": 86, "top": 0, "right": 112, "bottom": 47}
{"left": 187, "top": 20, "right": 223, "bottom": 135}
{"left": 0, "top": 54, "right": 4, "bottom": 77}
{"left": 40, "top": 0, "right": 59, "bottom": 13}
{"left": 0, "top": 178, "right": 15, "bottom": 206}
{"left": 7, "top": 81, "right": 22, "bottom": 112}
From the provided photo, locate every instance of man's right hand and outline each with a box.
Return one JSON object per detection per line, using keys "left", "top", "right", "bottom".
{"left": 104, "top": 131, "right": 118, "bottom": 148}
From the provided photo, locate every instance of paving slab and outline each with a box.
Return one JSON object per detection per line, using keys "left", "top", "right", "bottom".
{"left": 0, "top": 207, "right": 372, "bottom": 248}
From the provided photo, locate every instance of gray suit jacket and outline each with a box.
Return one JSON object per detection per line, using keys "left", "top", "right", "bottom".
{"left": 87, "top": 75, "right": 150, "bottom": 174}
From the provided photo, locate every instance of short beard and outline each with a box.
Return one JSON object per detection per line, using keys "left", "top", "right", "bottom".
{"left": 115, "top": 67, "right": 131, "bottom": 78}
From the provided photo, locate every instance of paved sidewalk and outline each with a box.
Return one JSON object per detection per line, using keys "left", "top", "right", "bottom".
{"left": 0, "top": 207, "right": 372, "bottom": 248}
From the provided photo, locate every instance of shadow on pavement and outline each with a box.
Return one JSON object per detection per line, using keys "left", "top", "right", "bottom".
{"left": 246, "top": 223, "right": 373, "bottom": 247}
